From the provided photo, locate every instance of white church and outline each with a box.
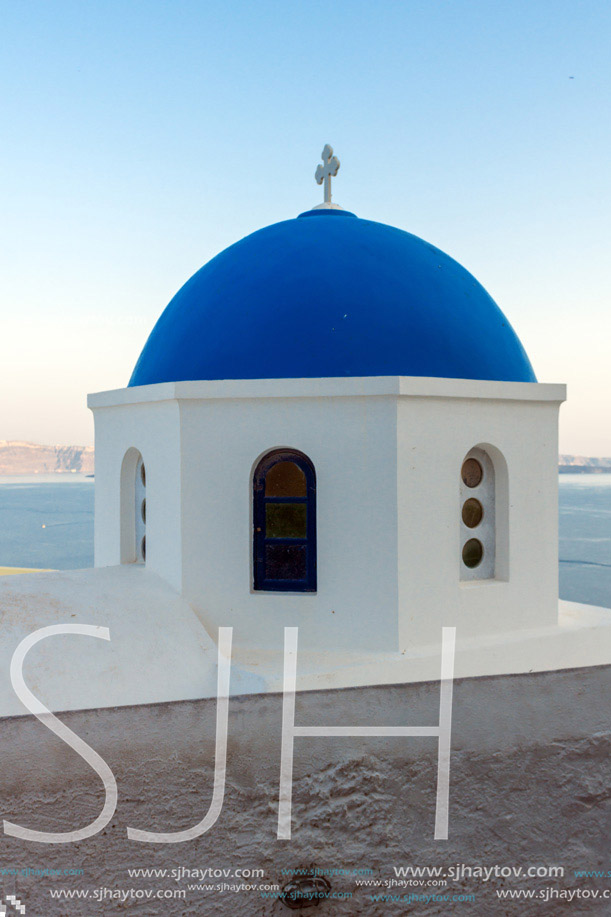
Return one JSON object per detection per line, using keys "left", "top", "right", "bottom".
{"left": 1, "top": 146, "right": 610, "bottom": 717}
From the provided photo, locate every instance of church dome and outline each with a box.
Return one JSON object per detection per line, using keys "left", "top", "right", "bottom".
{"left": 129, "top": 208, "right": 536, "bottom": 387}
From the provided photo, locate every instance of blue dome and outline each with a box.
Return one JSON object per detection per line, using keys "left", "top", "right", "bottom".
{"left": 129, "top": 208, "right": 536, "bottom": 386}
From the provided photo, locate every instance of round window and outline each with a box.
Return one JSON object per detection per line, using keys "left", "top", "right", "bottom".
{"left": 462, "top": 498, "right": 483, "bottom": 528}
{"left": 141, "top": 535, "right": 146, "bottom": 562}
{"left": 140, "top": 462, "right": 146, "bottom": 487}
{"left": 141, "top": 498, "right": 146, "bottom": 524}
{"left": 461, "top": 458, "right": 483, "bottom": 488}
{"left": 462, "top": 538, "right": 483, "bottom": 568}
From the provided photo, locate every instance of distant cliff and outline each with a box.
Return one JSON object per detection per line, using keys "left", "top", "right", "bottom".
{"left": 0, "top": 442, "right": 609, "bottom": 476}
{"left": 559, "top": 455, "right": 611, "bottom": 474}
{"left": 0, "top": 441, "right": 94, "bottom": 475}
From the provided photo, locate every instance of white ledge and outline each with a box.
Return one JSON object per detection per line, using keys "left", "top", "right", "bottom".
{"left": 0, "top": 565, "right": 608, "bottom": 716}
{"left": 88, "top": 376, "right": 566, "bottom": 409}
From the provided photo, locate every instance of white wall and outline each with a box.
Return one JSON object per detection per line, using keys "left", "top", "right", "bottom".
{"left": 178, "top": 394, "right": 399, "bottom": 653}
{"left": 90, "top": 398, "right": 182, "bottom": 591}
{"left": 89, "top": 377, "right": 565, "bottom": 657}
{"left": 397, "top": 392, "right": 562, "bottom": 650}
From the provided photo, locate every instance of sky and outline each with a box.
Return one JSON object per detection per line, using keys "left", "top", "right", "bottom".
{"left": 0, "top": 0, "right": 609, "bottom": 454}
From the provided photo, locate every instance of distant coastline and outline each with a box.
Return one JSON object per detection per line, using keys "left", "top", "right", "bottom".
{"left": 0, "top": 441, "right": 94, "bottom": 475}
{"left": 559, "top": 466, "right": 611, "bottom": 474}
{"left": 559, "top": 455, "right": 611, "bottom": 474}
{"left": 0, "top": 442, "right": 609, "bottom": 476}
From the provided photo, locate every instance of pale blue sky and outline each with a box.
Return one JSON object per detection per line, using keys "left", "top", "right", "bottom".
{"left": 1, "top": 0, "right": 609, "bottom": 452}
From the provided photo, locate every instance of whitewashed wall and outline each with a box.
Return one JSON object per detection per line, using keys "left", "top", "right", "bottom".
{"left": 91, "top": 392, "right": 183, "bottom": 591}
{"left": 178, "top": 392, "right": 398, "bottom": 653}
{"left": 89, "top": 377, "right": 565, "bottom": 657}
{"left": 397, "top": 388, "right": 562, "bottom": 650}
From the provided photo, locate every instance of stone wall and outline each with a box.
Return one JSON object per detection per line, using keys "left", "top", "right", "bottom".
{"left": 1, "top": 665, "right": 610, "bottom": 915}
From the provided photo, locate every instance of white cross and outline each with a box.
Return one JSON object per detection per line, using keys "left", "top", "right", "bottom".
{"left": 315, "top": 144, "right": 340, "bottom": 204}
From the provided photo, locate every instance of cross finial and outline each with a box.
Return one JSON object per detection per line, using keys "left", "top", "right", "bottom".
{"left": 315, "top": 144, "right": 340, "bottom": 205}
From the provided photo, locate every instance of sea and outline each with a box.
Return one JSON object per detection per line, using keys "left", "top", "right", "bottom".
{"left": 0, "top": 473, "right": 609, "bottom": 608}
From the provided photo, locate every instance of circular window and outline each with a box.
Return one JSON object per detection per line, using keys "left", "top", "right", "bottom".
{"left": 462, "top": 538, "right": 483, "bottom": 568}
{"left": 141, "top": 498, "right": 146, "bottom": 524}
{"left": 462, "top": 498, "right": 483, "bottom": 528}
{"left": 140, "top": 462, "right": 146, "bottom": 487}
{"left": 141, "top": 535, "right": 146, "bottom": 562}
{"left": 461, "top": 458, "right": 483, "bottom": 488}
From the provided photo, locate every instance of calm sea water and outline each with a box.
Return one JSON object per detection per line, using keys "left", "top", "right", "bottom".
{"left": 0, "top": 475, "right": 94, "bottom": 570}
{"left": 0, "top": 473, "right": 609, "bottom": 608}
{"left": 559, "top": 474, "right": 611, "bottom": 608}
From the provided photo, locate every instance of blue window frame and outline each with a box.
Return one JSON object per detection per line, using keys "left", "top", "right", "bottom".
{"left": 253, "top": 449, "right": 317, "bottom": 592}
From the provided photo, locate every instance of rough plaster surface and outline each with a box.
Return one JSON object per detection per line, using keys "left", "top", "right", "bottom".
{"left": 0, "top": 666, "right": 610, "bottom": 916}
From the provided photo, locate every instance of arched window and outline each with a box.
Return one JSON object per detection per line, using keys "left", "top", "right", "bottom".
{"left": 460, "top": 447, "right": 495, "bottom": 580}
{"left": 253, "top": 449, "right": 316, "bottom": 592}
{"left": 135, "top": 455, "right": 146, "bottom": 564}
{"left": 120, "top": 448, "right": 146, "bottom": 565}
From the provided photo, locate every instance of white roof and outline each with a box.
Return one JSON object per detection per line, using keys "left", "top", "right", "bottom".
{"left": 1, "top": 566, "right": 610, "bottom": 719}
{"left": 0, "top": 565, "right": 263, "bottom": 718}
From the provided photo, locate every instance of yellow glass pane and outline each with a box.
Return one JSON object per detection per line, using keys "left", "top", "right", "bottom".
{"left": 266, "top": 503, "right": 307, "bottom": 538}
{"left": 265, "top": 461, "right": 306, "bottom": 497}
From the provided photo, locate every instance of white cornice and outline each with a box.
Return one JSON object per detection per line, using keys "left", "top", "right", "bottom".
{"left": 88, "top": 376, "right": 566, "bottom": 409}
